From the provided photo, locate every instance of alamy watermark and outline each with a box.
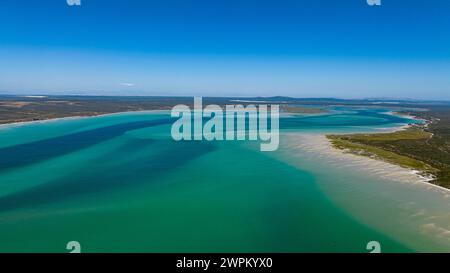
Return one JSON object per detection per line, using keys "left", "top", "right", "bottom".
{"left": 171, "top": 97, "right": 279, "bottom": 152}
{"left": 66, "top": 241, "right": 81, "bottom": 253}
{"left": 367, "top": 0, "right": 381, "bottom": 6}
{"left": 366, "top": 241, "right": 381, "bottom": 253}
{"left": 66, "top": 0, "right": 81, "bottom": 6}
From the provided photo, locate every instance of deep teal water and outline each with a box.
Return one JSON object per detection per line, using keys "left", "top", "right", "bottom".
{"left": 0, "top": 107, "right": 441, "bottom": 253}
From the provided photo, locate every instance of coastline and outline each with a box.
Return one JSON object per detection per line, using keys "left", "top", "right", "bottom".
{"left": 274, "top": 110, "right": 448, "bottom": 195}
{"left": 282, "top": 132, "right": 450, "bottom": 195}
{"left": 320, "top": 110, "right": 447, "bottom": 187}
{"left": 278, "top": 131, "right": 450, "bottom": 253}
{"left": 0, "top": 110, "right": 169, "bottom": 130}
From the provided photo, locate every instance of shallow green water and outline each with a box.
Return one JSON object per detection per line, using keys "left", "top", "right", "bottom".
{"left": 0, "top": 108, "right": 444, "bottom": 252}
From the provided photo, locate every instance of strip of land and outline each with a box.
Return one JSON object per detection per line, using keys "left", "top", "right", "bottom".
{"left": 0, "top": 96, "right": 196, "bottom": 124}
{"left": 0, "top": 95, "right": 321, "bottom": 124}
{"left": 283, "top": 132, "right": 437, "bottom": 187}
{"left": 327, "top": 109, "right": 450, "bottom": 188}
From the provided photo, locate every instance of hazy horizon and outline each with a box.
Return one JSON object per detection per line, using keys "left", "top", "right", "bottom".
{"left": 3, "top": 92, "right": 450, "bottom": 103}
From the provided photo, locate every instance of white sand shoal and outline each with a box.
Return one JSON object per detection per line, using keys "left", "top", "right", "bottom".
{"left": 281, "top": 132, "right": 450, "bottom": 195}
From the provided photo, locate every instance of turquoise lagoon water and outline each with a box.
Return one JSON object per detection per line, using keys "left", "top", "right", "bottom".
{"left": 0, "top": 107, "right": 449, "bottom": 253}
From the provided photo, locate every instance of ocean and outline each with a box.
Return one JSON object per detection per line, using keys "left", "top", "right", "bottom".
{"left": 0, "top": 107, "right": 449, "bottom": 252}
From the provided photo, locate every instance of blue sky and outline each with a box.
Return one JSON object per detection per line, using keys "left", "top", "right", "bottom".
{"left": 0, "top": 0, "right": 449, "bottom": 99}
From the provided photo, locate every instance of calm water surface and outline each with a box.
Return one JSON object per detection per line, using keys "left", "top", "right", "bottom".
{"left": 0, "top": 108, "right": 447, "bottom": 252}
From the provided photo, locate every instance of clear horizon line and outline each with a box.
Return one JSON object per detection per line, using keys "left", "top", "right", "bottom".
{"left": 1, "top": 93, "right": 450, "bottom": 103}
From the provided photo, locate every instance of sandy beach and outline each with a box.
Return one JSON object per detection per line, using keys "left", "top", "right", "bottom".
{"left": 280, "top": 132, "right": 450, "bottom": 196}
{"left": 0, "top": 110, "right": 169, "bottom": 130}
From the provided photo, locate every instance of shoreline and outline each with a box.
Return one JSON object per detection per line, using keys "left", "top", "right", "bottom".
{"left": 0, "top": 110, "right": 169, "bottom": 130}
{"left": 282, "top": 132, "right": 450, "bottom": 194}
{"left": 327, "top": 121, "right": 450, "bottom": 194}
{"left": 279, "top": 131, "right": 450, "bottom": 253}
{"left": 278, "top": 111, "right": 447, "bottom": 193}
{"left": 322, "top": 110, "right": 441, "bottom": 183}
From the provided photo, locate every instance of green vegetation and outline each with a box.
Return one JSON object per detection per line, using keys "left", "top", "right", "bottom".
{"left": 328, "top": 129, "right": 437, "bottom": 173}
{"left": 328, "top": 119, "right": 450, "bottom": 188}
{"left": 331, "top": 127, "right": 432, "bottom": 141}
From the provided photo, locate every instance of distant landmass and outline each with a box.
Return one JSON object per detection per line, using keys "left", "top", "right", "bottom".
{"left": 1, "top": 94, "right": 449, "bottom": 125}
